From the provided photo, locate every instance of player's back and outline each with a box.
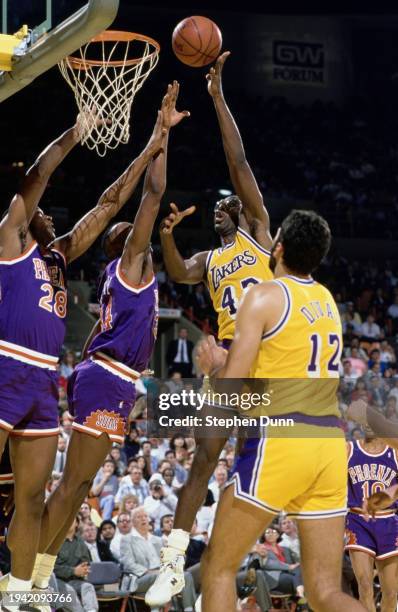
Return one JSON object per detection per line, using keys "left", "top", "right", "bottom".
{"left": 0, "top": 241, "right": 67, "bottom": 364}
{"left": 206, "top": 227, "right": 272, "bottom": 341}
{"left": 88, "top": 258, "right": 158, "bottom": 373}
{"left": 250, "top": 275, "right": 342, "bottom": 418}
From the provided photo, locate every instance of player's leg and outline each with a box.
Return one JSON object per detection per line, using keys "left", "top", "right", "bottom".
{"left": 145, "top": 430, "right": 228, "bottom": 607}
{"left": 298, "top": 517, "right": 366, "bottom": 612}
{"left": 201, "top": 485, "right": 275, "bottom": 612}
{"left": 349, "top": 550, "right": 376, "bottom": 612}
{"left": 38, "top": 430, "right": 112, "bottom": 555}
{"left": 7, "top": 434, "right": 58, "bottom": 579}
{"left": 174, "top": 434, "right": 228, "bottom": 530}
{"left": 376, "top": 556, "right": 398, "bottom": 612}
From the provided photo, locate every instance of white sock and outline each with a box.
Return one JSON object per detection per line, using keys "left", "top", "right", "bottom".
{"left": 167, "top": 529, "right": 190, "bottom": 553}
{"left": 7, "top": 575, "right": 32, "bottom": 591}
{"left": 32, "top": 554, "right": 56, "bottom": 589}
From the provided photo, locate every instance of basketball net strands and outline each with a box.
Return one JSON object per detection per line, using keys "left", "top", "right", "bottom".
{"left": 58, "top": 31, "right": 160, "bottom": 157}
{"left": 0, "top": 0, "right": 119, "bottom": 102}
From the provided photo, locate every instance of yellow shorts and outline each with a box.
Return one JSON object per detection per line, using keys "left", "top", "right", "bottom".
{"left": 230, "top": 422, "right": 347, "bottom": 519}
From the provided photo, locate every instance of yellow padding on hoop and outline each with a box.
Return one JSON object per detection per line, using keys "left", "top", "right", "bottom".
{"left": 0, "top": 25, "right": 28, "bottom": 71}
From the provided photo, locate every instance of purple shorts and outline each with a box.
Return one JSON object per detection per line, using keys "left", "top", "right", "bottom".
{"left": 0, "top": 355, "right": 59, "bottom": 436}
{"left": 68, "top": 359, "right": 136, "bottom": 443}
{"left": 346, "top": 511, "right": 398, "bottom": 560}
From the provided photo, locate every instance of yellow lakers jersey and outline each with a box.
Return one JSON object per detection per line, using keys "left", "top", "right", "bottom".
{"left": 249, "top": 276, "right": 343, "bottom": 418}
{"left": 206, "top": 228, "right": 273, "bottom": 340}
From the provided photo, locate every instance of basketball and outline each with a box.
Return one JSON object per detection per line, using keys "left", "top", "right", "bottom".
{"left": 172, "top": 16, "right": 222, "bottom": 67}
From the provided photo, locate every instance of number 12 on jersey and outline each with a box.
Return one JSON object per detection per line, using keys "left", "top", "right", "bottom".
{"left": 308, "top": 333, "right": 341, "bottom": 377}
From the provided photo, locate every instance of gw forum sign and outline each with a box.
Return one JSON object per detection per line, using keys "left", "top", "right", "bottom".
{"left": 272, "top": 40, "right": 326, "bottom": 85}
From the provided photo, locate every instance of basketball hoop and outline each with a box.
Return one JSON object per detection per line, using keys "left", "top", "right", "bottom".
{"left": 58, "top": 30, "right": 160, "bottom": 156}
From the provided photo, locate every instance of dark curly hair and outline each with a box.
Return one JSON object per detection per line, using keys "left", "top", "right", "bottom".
{"left": 278, "top": 210, "right": 331, "bottom": 275}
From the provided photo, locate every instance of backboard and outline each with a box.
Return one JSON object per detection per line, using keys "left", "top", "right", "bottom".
{"left": 0, "top": 0, "right": 119, "bottom": 102}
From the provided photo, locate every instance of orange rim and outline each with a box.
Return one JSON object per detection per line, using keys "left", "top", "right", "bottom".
{"left": 64, "top": 30, "right": 160, "bottom": 70}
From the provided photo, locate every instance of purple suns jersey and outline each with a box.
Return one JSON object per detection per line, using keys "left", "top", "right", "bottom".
{"left": 347, "top": 440, "right": 398, "bottom": 510}
{"left": 0, "top": 242, "right": 67, "bottom": 357}
{"left": 88, "top": 258, "right": 158, "bottom": 372}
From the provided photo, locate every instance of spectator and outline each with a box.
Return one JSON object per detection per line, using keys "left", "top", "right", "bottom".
{"left": 115, "top": 467, "right": 149, "bottom": 506}
{"left": 141, "top": 440, "right": 158, "bottom": 475}
{"left": 53, "top": 435, "right": 68, "bottom": 473}
{"left": 123, "top": 427, "right": 141, "bottom": 461}
{"left": 162, "top": 467, "right": 181, "bottom": 494}
{"left": 59, "top": 350, "right": 77, "bottom": 379}
{"left": 120, "top": 507, "right": 197, "bottom": 610}
{"left": 97, "top": 520, "right": 116, "bottom": 547}
{"left": 91, "top": 459, "right": 119, "bottom": 520}
{"left": 279, "top": 517, "right": 300, "bottom": 561}
{"left": 166, "top": 328, "right": 194, "bottom": 378}
{"left": 160, "top": 514, "right": 174, "bottom": 543}
{"left": 143, "top": 478, "right": 178, "bottom": 531}
{"left": 196, "top": 489, "right": 216, "bottom": 535}
{"left": 54, "top": 517, "right": 99, "bottom": 612}
{"left": 360, "top": 315, "right": 381, "bottom": 341}
{"left": 119, "top": 494, "right": 139, "bottom": 517}
{"left": 165, "top": 371, "right": 184, "bottom": 394}
{"left": 110, "top": 512, "right": 132, "bottom": 561}
{"left": 81, "top": 521, "right": 117, "bottom": 563}
{"left": 380, "top": 340, "right": 396, "bottom": 366}
{"left": 387, "top": 296, "right": 398, "bottom": 325}
{"left": 78, "top": 501, "right": 102, "bottom": 528}
{"left": 257, "top": 525, "right": 306, "bottom": 601}
{"left": 346, "top": 348, "right": 367, "bottom": 378}
{"left": 189, "top": 283, "right": 212, "bottom": 321}
{"left": 109, "top": 445, "right": 127, "bottom": 476}
{"left": 164, "top": 449, "right": 187, "bottom": 485}
{"left": 208, "top": 466, "right": 228, "bottom": 503}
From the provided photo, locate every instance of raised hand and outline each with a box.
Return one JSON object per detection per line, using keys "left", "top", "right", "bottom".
{"left": 160, "top": 202, "right": 196, "bottom": 234}
{"left": 197, "top": 335, "right": 228, "bottom": 376}
{"left": 206, "top": 51, "right": 231, "bottom": 98}
{"left": 161, "top": 80, "right": 190, "bottom": 129}
{"left": 147, "top": 110, "right": 168, "bottom": 155}
{"left": 346, "top": 399, "right": 368, "bottom": 426}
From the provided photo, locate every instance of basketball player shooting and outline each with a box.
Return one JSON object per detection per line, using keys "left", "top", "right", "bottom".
{"left": 28, "top": 83, "right": 190, "bottom": 597}
{"left": 147, "top": 51, "right": 274, "bottom": 606}
{"left": 196, "top": 211, "right": 365, "bottom": 612}
{"left": 0, "top": 112, "right": 165, "bottom": 601}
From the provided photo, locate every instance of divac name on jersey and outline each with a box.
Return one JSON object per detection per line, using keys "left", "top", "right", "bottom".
{"left": 348, "top": 463, "right": 397, "bottom": 487}
{"left": 210, "top": 250, "right": 256, "bottom": 290}
{"left": 300, "top": 300, "right": 338, "bottom": 324}
{"left": 33, "top": 258, "right": 65, "bottom": 289}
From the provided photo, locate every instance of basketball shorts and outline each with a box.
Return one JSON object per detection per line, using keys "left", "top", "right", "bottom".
{"left": 0, "top": 355, "right": 59, "bottom": 436}
{"left": 229, "top": 418, "right": 347, "bottom": 519}
{"left": 68, "top": 359, "right": 136, "bottom": 444}
{"left": 345, "top": 511, "right": 398, "bottom": 559}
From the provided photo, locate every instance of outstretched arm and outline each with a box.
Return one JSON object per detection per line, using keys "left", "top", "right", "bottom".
{"left": 207, "top": 52, "right": 271, "bottom": 249}
{"left": 53, "top": 114, "right": 166, "bottom": 264}
{"left": 0, "top": 121, "right": 82, "bottom": 258}
{"left": 119, "top": 82, "right": 190, "bottom": 285}
{"left": 160, "top": 203, "right": 208, "bottom": 284}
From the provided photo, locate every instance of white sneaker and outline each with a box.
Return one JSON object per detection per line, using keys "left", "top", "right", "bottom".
{"left": 145, "top": 547, "right": 185, "bottom": 607}
{"left": 194, "top": 594, "right": 202, "bottom": 612}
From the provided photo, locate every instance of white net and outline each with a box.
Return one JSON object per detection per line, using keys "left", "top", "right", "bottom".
{"left": 58, "top": 31, "right": 160, "bottom": 157}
